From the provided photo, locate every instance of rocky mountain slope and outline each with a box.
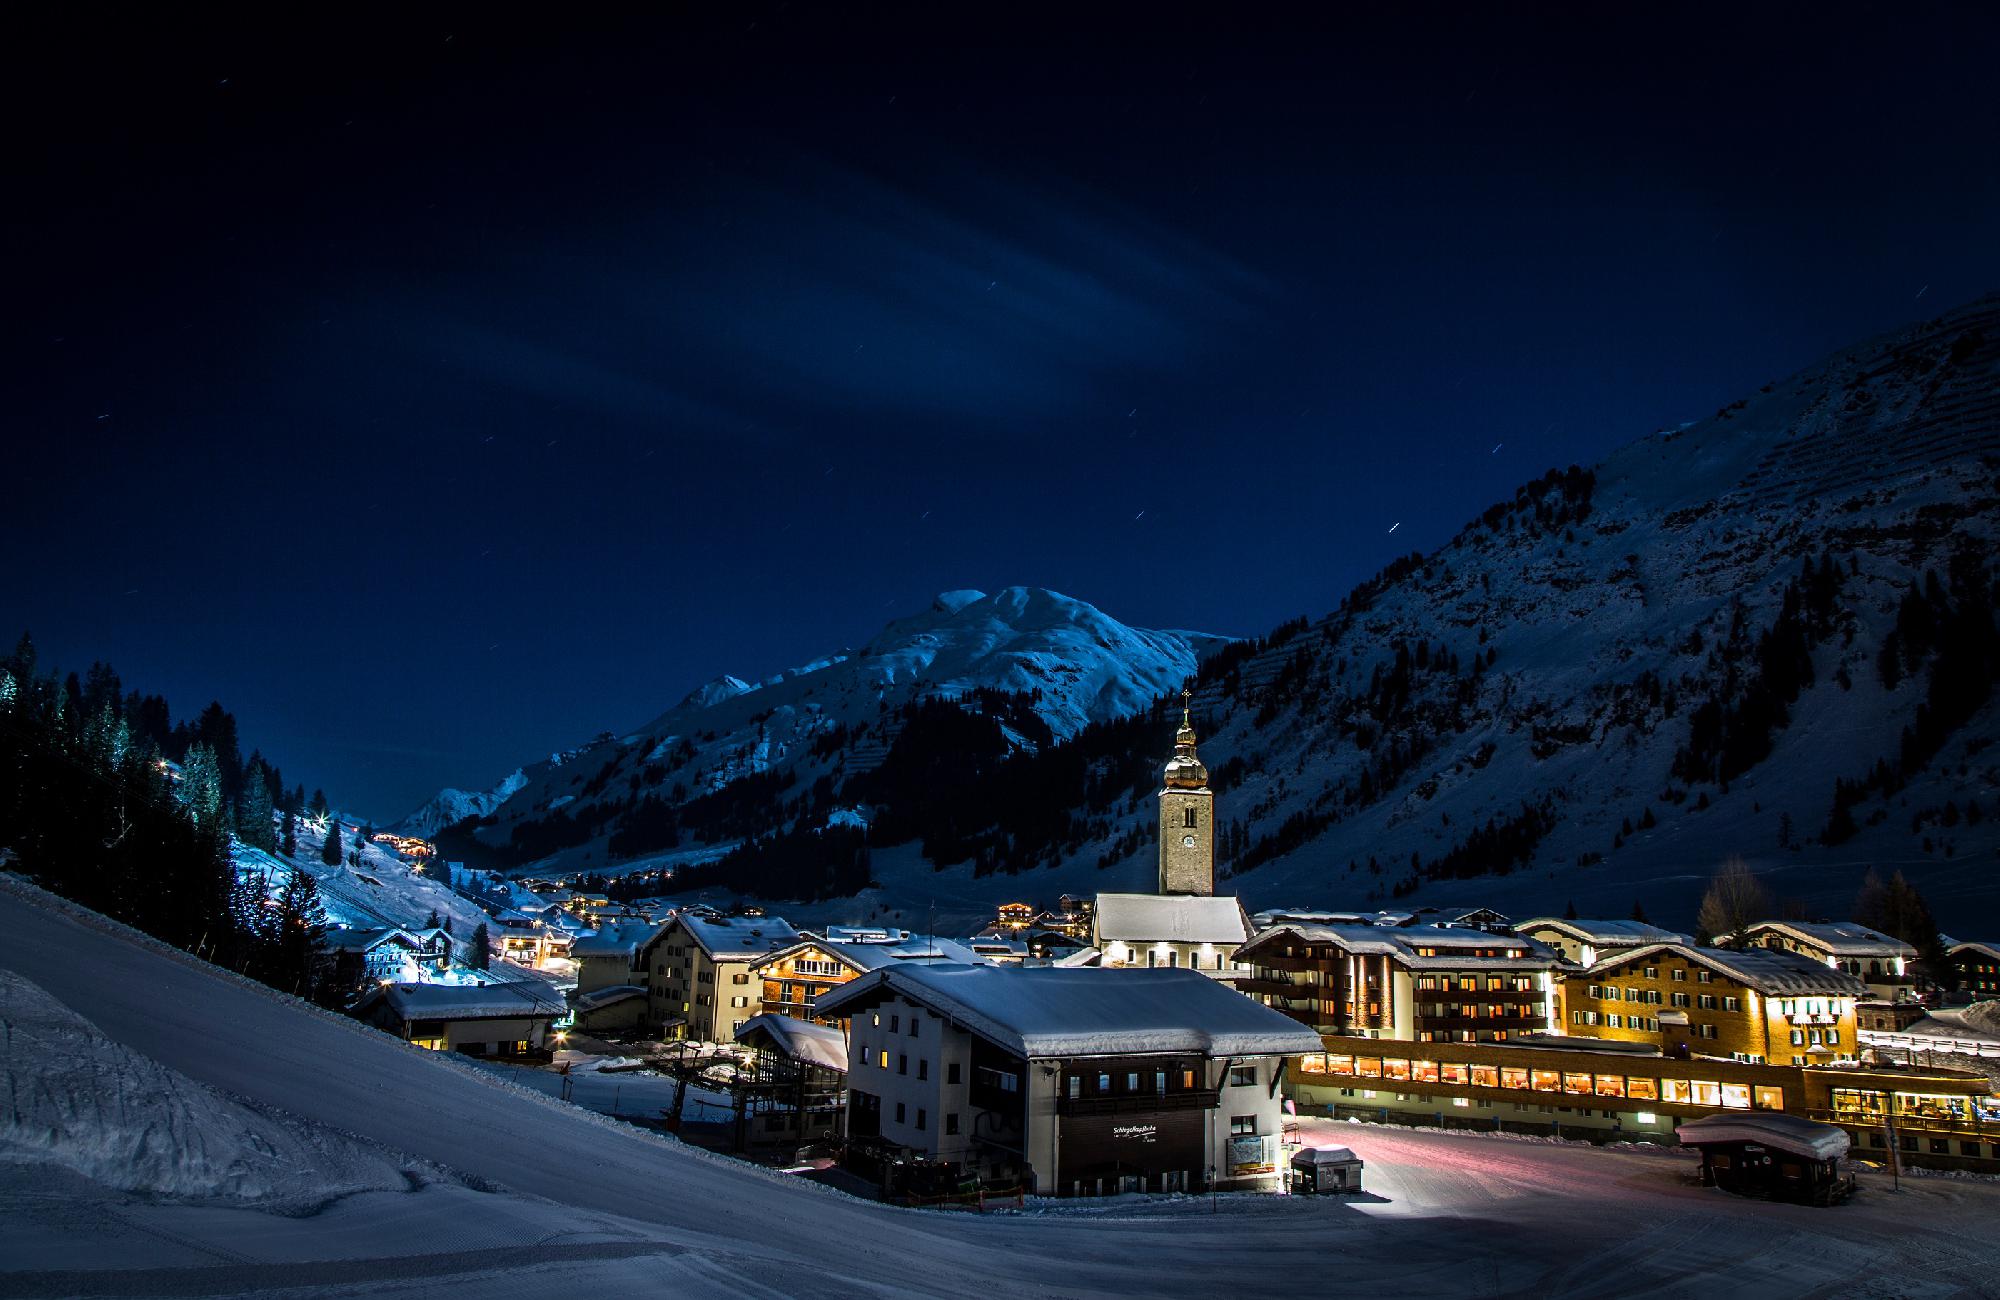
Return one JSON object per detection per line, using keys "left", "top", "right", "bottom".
{"left": 1153, "top": 293, "right": 2000, "bottom": 928}
{"left": 414, "top": 587, "right": 1228, "bottom": 874}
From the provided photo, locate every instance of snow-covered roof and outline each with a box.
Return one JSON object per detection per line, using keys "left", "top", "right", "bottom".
{"left": 813, "top": 963, "right": 1323, "bottom": 1060}
{"left": 1516, "top": 917, "right": 1693, "bottom": 947}
{"left": 754, "top": 934, "right": 993, "bottom": 976}
{"left": 571, "top": 984, "right": 648, "bottom": 1013}
{"left": 1675, "top": 1113, "right": 1850, "bottom": 1161}
{"left": 1293, "top": 1145, "right": 1362, "bottom": 1168}
{"left": 1094, "top": 893, "right": 1250, "bottom": 945}
{"left": 734, "top": 1013, "right": 848, "bottom": 1073}
{"left": 1238, "top": 923, "right": 1562, "bottom": 971}
{"left": 1742, "top": 921, "right": 1916, "bottom": 958}
{"left": 362, "top": 981, "right": 566, "bottom": 1022}
{"left": 1588, "top": 943, "right": 1869, "bottom": 997}
{"left": 1947, "top": 940, "right": 2000, "bottom": 963}
{"left": 570, "top": 922, "right": 660, "bottom": 959}
{"left": 676, "top": 913, "right": 801, "bottom": 962}
{"left": 324, "top": 927, "right": 414, "bottom": 955}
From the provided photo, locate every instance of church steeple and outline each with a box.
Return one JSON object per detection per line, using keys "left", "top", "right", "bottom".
{"left": 1158, "top": 688, "right": 1216, "bottom": 896}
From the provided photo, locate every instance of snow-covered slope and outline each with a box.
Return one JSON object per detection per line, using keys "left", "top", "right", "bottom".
{"left": 425, "top": 587, "right": 1227, "bottom": 872}
{"left": 6, "top": 876, "right": 1998, "bottom": 1298}
{"left": 0, "top": 969, "right": 446, "bottom": 1204}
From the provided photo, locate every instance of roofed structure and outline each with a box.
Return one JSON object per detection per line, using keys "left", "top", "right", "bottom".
{"left": 815, "top": 963, "right": 1321, "bottom": 1060}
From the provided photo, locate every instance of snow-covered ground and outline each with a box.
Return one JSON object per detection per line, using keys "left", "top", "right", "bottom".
{"left": 4, "top": 874, "right": 1998, "bottom": 1298}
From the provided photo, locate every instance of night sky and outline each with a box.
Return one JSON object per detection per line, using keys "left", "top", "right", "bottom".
{"left": 8, "top": 6, "right": 1999, "bottom": 818}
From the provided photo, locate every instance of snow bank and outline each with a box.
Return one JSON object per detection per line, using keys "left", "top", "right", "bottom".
{"left": 0, "top": 970, "right": 439, "bottom": 1205}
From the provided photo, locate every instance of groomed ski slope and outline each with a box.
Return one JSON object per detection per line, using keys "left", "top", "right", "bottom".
{"left": 3, "top": 875, "right": 1998, "bottom": 1299}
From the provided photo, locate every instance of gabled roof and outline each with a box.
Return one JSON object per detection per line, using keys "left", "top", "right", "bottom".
{"left": 324, "top": 927, "right": 413, "bottom": 955}
{"left": 1586, "top": 943, "right": 1869, "bottom": 998}
{"left": 753, "top": 933, "right": 993, "bottom": 976}
{"left": 673, "top": 913, "right": 801, "bottom": 962}
{"left": 814, "top": 963, "right": 1324, "bottom": 1060}
{"left": 1947, "top": 940, "right": 2000, "bottom": 963}
{"left": 359, "top": 981, "right": 566, "bottom": 1022}
{"left": 735, "top": 1013, "right": 848, "bottom": 1073}
{"left": 1094, "top": 893, "right": 1250, "bottom": 945}
{"left": 1676, "top": 1113, "right": 1849, "bottom": 1161}
{"left": 1516, "top": 917, "right": 1693, "bottom": 947}
{"left": 1742, "top": 921, "right": 1916, "bottom": 958}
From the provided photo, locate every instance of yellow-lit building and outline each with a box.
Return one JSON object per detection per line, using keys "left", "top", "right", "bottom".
{"left": 639, "top": 910, "right": 800, "bottom": 1041}
{"left": 1567, "top": 942, "right": 1866, "bottom": 1065}
{"left": 1288, "top": 1037, "right": 1999, "bottom": 1171}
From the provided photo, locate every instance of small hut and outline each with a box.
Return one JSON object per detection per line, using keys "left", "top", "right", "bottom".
{"left": 1675, "top": 1113, "right": 1853, "bottom": 1205}
{"left": 1291, "top": 1145, "right": 1364, "bottom": 1194}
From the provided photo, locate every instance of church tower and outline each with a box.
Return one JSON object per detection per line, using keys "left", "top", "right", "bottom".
{"left": 1158, "top": 691, "right": 1215, "bottom": 895}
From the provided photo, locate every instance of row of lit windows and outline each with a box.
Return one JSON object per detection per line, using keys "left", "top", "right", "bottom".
{"left": 1416, "top": 975, "right": 1536, "bottom": 993}
{"left": 1298, "top": 1053, "right": 1782, "bottom": 1110}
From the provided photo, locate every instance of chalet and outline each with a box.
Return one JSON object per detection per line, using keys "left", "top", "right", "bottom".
{"left": 1567, "top": 943, "right": 1867, "bottom": 1065}
{"left": 1730, "top": 921, "right": 1917, "bottom": 1001}
{"left": 817, "top": 963, "right": 1322, "bottom": 1197}
{"left": 1236, "top": 922, "right": 1564, "bottom": 1041}
{"left": 355, "top": 981, "right": 565, "bottom": 1058}
{"left": 1948, "top": 940, "right": 2000, "bottom": 996}
{"left": 325, "top": 927, "right": 430, "bottom": 991}
{"left": 640, "top": 910, "right": 800, "bottom": 1041}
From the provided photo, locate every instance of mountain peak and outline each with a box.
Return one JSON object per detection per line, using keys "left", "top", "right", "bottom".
{"left": 932, "top": 589, "right": 987, "bottom": 614}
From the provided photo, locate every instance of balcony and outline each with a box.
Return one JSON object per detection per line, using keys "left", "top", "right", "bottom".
{"left": 1057, "top": 1088, "right": 1221, "bottom": 1118}
{"left": 1238, "top": 976, "right": 1311, "bottom": 997}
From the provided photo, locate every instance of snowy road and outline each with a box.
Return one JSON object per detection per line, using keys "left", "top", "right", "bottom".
{"left": 3, "top": 877, "right": 1998, "bottom": 1298}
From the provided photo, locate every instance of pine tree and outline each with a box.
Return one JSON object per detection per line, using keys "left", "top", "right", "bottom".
{"left": 310, "top": 788, "right": 329, "bottom": 818}
{"left": 180, "top": 743, "right": 225, "bottom": 829}
{"left": 280, "top": 811, "right": 297, "bottom": 857}
{"left": 1630, "top": 899, "right": 1650, "bottom": 924}
{"left": 236, "top": 763, "right": 277, "bottom": 852}
{"left": 320, "top": 818, "right": 344, "bottom": 867}
{"left": 1563, "top": 899, "right": 1579, "bottom": 920}
{"left": 467, "top": 922, "right": 490, "bottom": 971}
{"left": 273, "top": 870, "right": 330, "bottom": 1000}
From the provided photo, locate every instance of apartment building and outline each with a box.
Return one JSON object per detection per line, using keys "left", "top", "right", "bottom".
{"left": 640, "top": 910, "right": 800, "bottom": 1041}
{"left": 1236, "top": 921, "right": 1564, "bottom": 1041}
{"left": 569, "top": 920, "right": 660, "bottom": 995}
{"left": 816, "top": 963, "right": 1321, "bottom": 1196}
{"left": 1566, "top": 943, "right": 1867, "bottom": 1065}
{"left": 1731, "top": 920, "right": 1917, "bottom": 1001}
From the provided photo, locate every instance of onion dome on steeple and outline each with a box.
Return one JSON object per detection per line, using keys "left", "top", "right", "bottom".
{"left": 1163, "top": 688, "right": 1209, "bottom": 790}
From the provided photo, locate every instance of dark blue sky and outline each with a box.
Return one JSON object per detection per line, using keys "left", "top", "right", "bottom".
{"left": 7, "top": 6, "right": 1998, "bottom": 818}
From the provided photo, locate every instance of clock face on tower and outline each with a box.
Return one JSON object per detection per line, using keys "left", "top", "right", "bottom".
{"left": 1182, "top": 834, "right": 1196, "bottom": 847}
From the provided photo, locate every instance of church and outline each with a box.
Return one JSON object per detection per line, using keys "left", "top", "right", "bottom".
{"left": 1089, "top": 695, "right": 1253, "bottom": 980}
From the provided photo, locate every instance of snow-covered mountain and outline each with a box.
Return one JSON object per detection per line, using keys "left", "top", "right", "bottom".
{"left": 420, "top": 587, "right": 1228, "bottom": 872}
{"left": 1112, "top": 294, "right": 2000, "bottom": 928}
{"left": 395, "top": 769, "right": 527, "bottom": 837}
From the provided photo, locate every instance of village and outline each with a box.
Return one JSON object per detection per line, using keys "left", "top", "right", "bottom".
{"left": 307, "top": 699, "right": 2000, "bottom": 1212}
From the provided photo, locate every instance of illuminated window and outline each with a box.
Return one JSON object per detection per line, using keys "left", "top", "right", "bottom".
{"left": 1754, "top": 1086, "right": 1783, "bottom": 1110}
{"left": 1628, "top": 1077, "right": 1658, "bottom": 1101}
{"left": 1563, "top": 1072, "right": 1593, "bottom": 1094}
{"left": 1356, "top": 1057, "right": 1383, "bottom": 1078}
{"left": 1595, "top": 1075, "right": 1625, "bottom": 1098}
{"left": 1470, "top": 1065, "right": 1499, "bottom": 1088}
{"left": 1501, "top": 1066, "right": 1529, "bottom": 1089}
{"left": 1384, "top": 1059, "right": 1411, "bottom": 1081}
{"left": 1721, "top": 1084, "right": 1751, "bottom": 1109}
{"left": 878, "top": 1050, "right": 889, "bottom": 1069}
{"left": 1326, "top": 1055, "right": 1355, "bottom": 1076}
{"left": 1530, "top": 1069, "right": 1559, "bottom": 1092}
{"left": 1413, "top": 1060, "right": 1440, "bottom": 1083}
